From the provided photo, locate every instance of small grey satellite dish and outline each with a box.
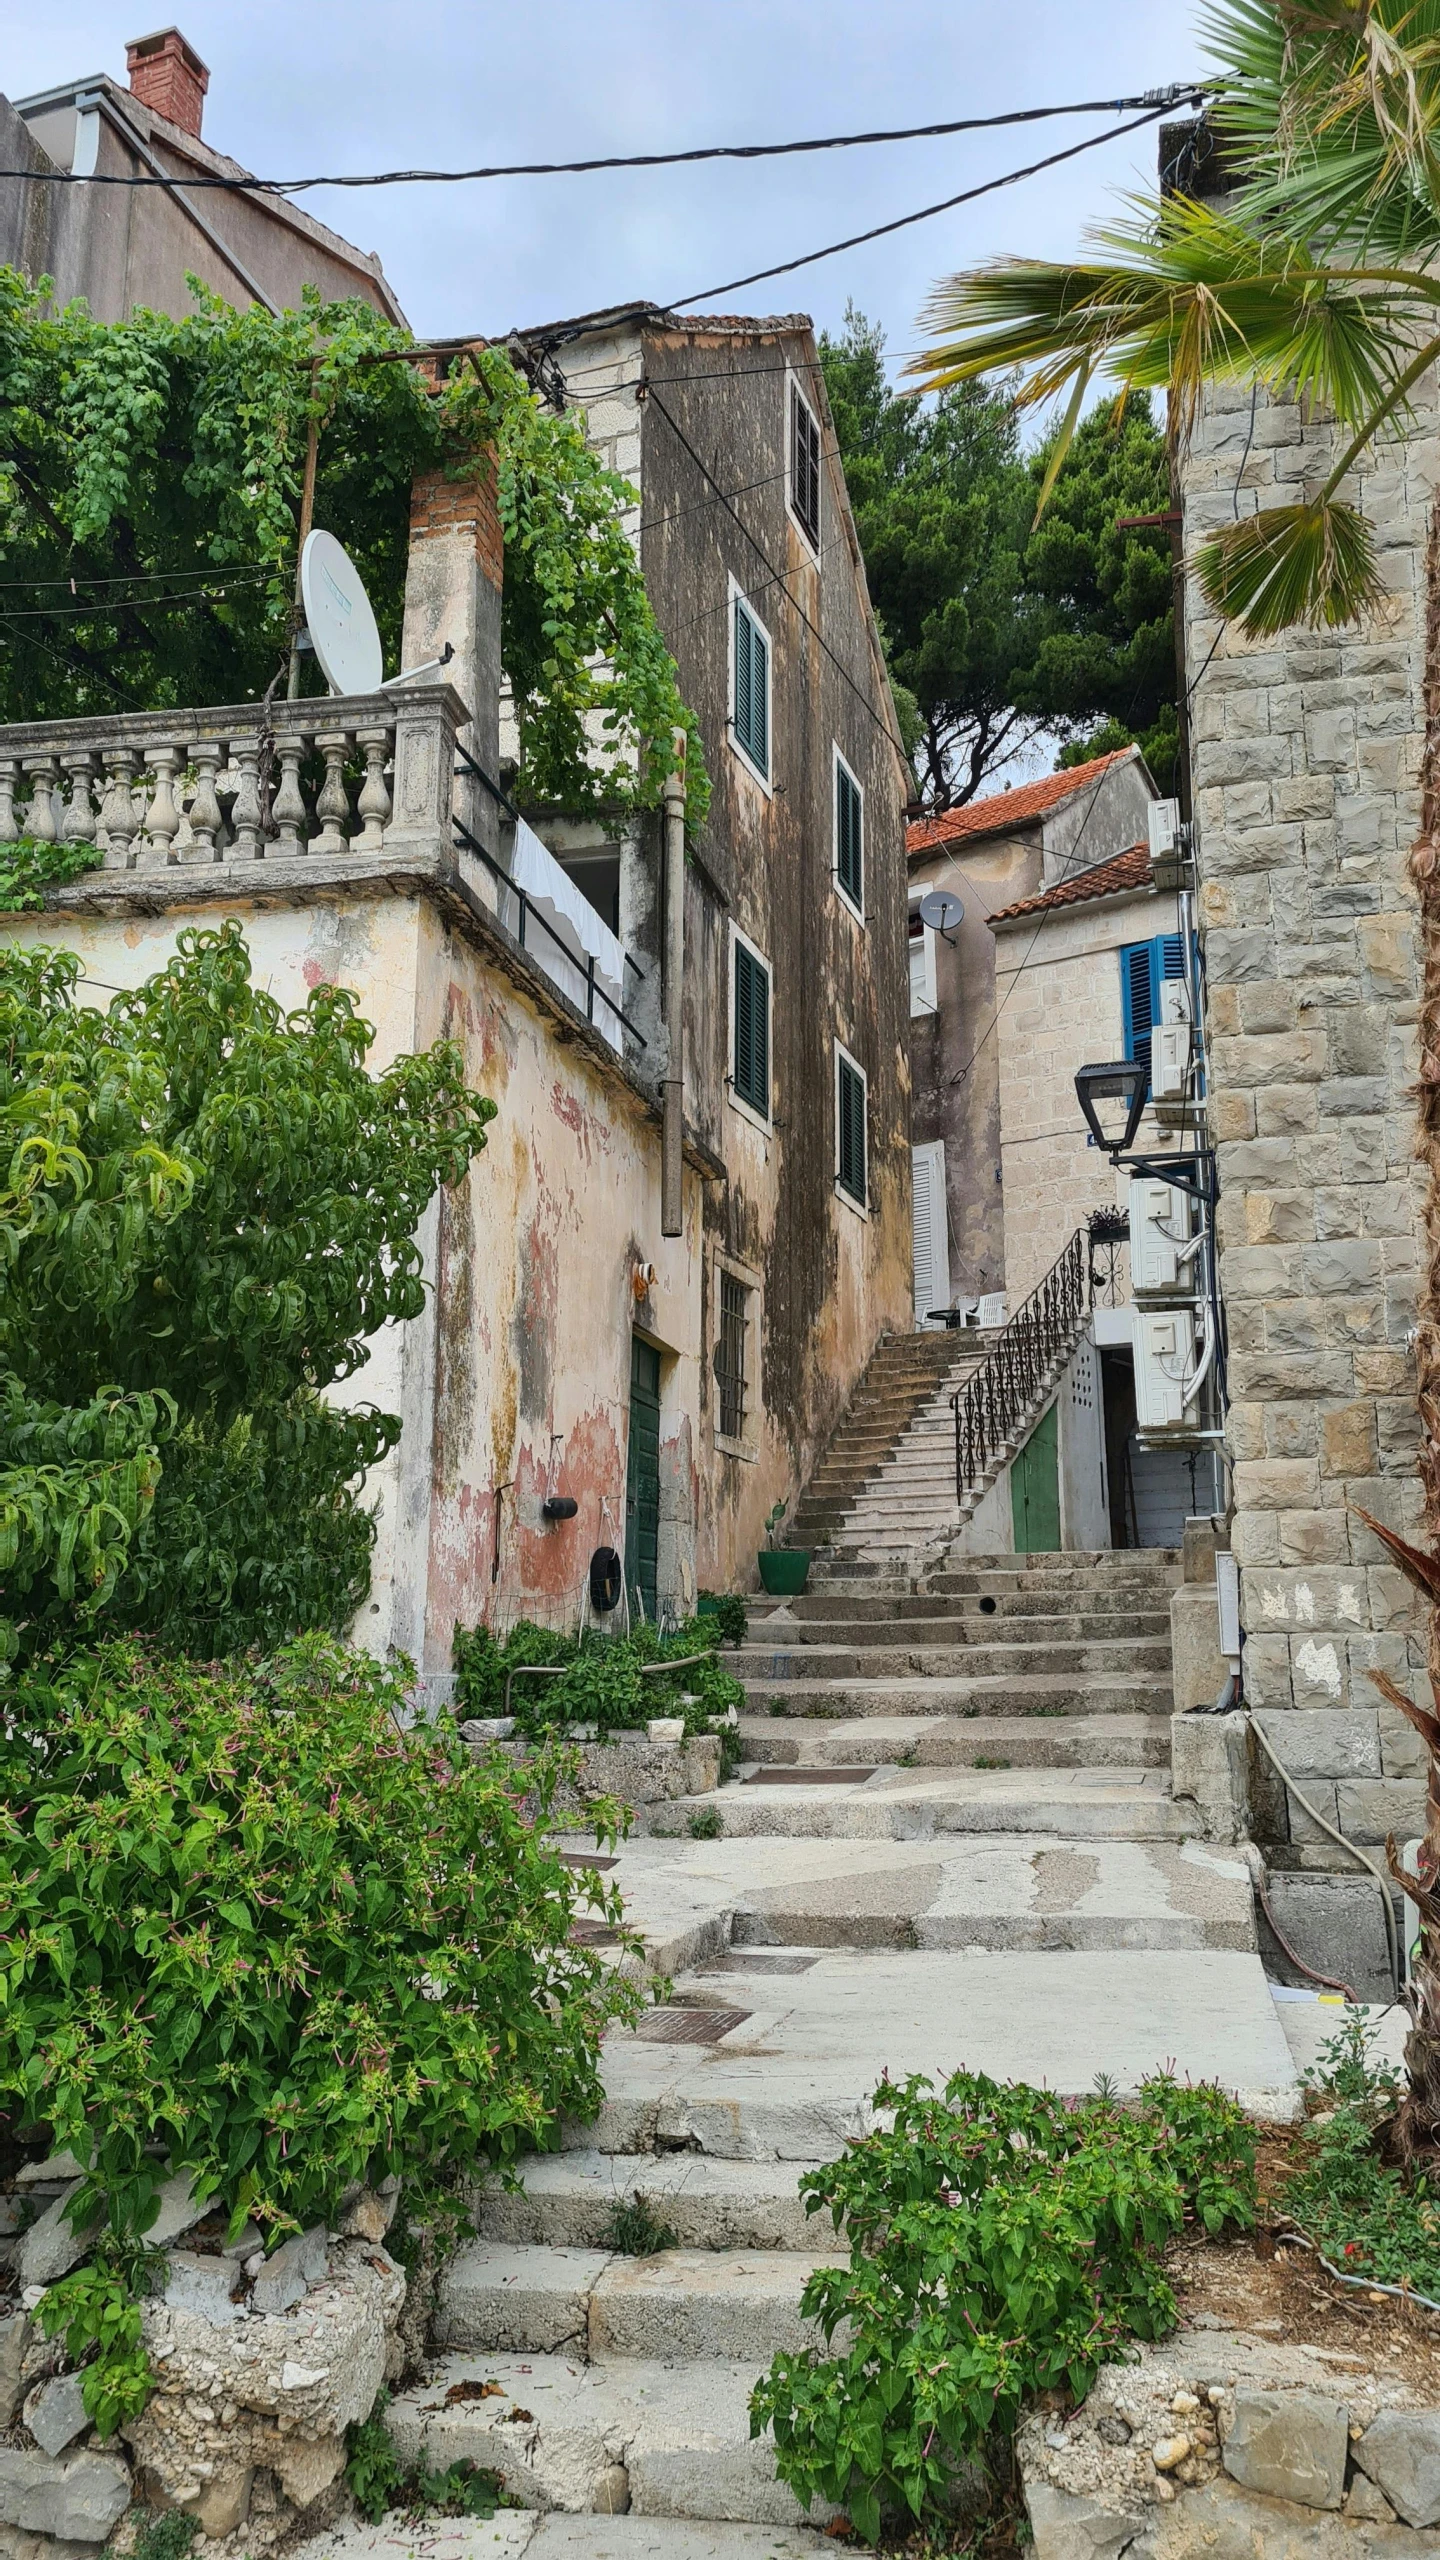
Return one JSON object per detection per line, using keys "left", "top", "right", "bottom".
{"left": 918, "top": 888, "right": 964, "bottom": 936}
{"left": 299, "top": 529, "right": 383, "bottom": 697}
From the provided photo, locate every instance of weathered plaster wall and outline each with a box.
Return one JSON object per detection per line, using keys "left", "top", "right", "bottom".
{"left": 992, "top": 884, "right": 1180, "bottom": 1304}
{"left": 1039, "top": 752, "right": 1156, "bottom": 885}
{"left": 1178, "top": 361, "right": 1432, "bottom": 1875}
{"left": 907, "top": 832, "right": 1039, "bottom": 1305}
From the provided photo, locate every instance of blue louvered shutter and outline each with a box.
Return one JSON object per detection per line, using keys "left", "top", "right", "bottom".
{"left": 1121, "top": 941, "right": 1155, "bottom": 1090}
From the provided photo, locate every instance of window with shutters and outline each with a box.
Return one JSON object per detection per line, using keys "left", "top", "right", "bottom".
{"left": 909, "top": 910, "right": 937, "bottom": 1015}
{"left": 835, "top": 1044, "right": 868, "bottom": 1210}
{"left": 834, "top": 749, "right": 864, "bottom": 917}
{"left": 1120, "top": 933, "right": 1185, "bottom": 1097}
{"left": 730, "top": 928, "right": 771, "bottom": 1123}
{"left": 716, "top": 1270, "right": 749, "bottom": 1441}
{"left": 731, "top": 585, "right": 771, "bottom": 783}
{"left": 788, "top": 376, "right": 822, "bottom": 554}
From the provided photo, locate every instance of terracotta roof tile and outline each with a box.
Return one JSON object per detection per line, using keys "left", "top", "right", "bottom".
{"left": 906, "top": 748, "right": 1136, "bottom": 855}
{"left": 987, "top": 841, "right": 1154, "bottom": 925}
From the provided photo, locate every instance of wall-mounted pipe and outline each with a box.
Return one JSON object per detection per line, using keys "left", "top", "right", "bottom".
{"left": 660, "top": 732, "right": 687, "bottom": 1237}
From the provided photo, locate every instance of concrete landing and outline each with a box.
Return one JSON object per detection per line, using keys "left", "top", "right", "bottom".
{"left": 590, "top": 1947, "right": 1302, "bottom": 2153}
{"left": 570, "top": 1830, "right": 1256, "bottom": 1955}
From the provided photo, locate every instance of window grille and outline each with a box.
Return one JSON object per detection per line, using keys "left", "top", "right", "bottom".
{"left": 717, "top": 1272, "right": 749, "bottom": 1439}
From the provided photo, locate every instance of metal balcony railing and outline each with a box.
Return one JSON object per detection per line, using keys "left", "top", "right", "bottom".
{"left": 952, "top": 1227, "right": 1091, "bottom": 1501}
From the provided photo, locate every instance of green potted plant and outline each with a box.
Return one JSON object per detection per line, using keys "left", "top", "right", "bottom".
{"left": 758, "top": 1497, "right": 811, "bottom": 1597}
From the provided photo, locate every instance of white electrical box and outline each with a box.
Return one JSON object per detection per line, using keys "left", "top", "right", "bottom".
{"left": 1128, "top": 1176, "right": 1196, "bottom": 1297}
{"left": 1148, "top": 799, "right": 1181, "bottom": 864}
{"left": 1135, "top": 1306, "right": 1201, "bottom": 1430}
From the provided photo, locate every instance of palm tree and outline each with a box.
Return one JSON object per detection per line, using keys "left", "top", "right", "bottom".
{"left": 906, "top": 0, "right": 1440, "bottom": 2164}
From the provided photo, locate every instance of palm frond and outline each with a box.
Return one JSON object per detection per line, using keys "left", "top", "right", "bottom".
{"left": 1197, "top": 496, "right": 1384, "bottom": 631}
{"left": 1369, "top": 1665, "right": 1440, "bottom": 1759}
{"left": 1352, "top": 1502, "right": 1440, "bottom": 1600}
{"left": 912, "top": 194, "right": 1427, "bottom": 436}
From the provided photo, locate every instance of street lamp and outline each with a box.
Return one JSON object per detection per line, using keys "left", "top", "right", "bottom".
{"left": 1074, "top": 1059, "right": 1148, "bottom": 1160}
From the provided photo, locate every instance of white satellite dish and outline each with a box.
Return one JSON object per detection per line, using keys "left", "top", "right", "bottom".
{"left": 918, "top": 888, "right": 965, "bottom": 935}
{"left": 299, "top": 529, "right": 383, "bottom": 697}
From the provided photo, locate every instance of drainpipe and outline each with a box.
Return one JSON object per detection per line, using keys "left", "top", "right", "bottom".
{"left": 660, "top": 731, "right": 687, "bottom": 1238}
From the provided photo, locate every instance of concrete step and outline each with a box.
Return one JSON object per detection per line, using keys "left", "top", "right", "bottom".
{"left": 586, "top": 1943, "right": 1302, "bottom": 2151}
{"left": 737, "top": 1711, "right": 1173, "bottom": 1769}
{"left": 740, "top": 1673, "right": 1164, "bottom": 1718}
{"left": 295, "top": 2513, "right": 830, "bottom": 2557}
{"left": 384, "top": 2353, "right": 825, "bottom": 2527}
{"left": 435, "top": 2239, "right": 835, "bottom": 2362}
{"left": 574, "top": 1835, "right": 1254, "bottom": 1959}
{"left": 469, "top": 2150, "right": 818, "bottom": 2253}
{"left": 769, "top": 1592, "right": 1173, "bottom": 1628}
{"left": 733, "top": 1637, "right": 1172, "bottom": 1678}
{"left": 645, "top": 1765, "right": 1188, "bottom": 1842}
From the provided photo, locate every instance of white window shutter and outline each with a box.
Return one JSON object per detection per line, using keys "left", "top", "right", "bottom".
{"left": 909, "top": 923, "right": 937, "bottom": 1016}
{"left": 911, "top": 1141, "right": 949, "bottom": 1326}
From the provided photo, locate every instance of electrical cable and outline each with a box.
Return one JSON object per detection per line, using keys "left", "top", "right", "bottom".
{"left": 0, "top": 87, "right": 1204, "bottom": 194}
{"left": 1249, "top": 1715, "right": 1403, "bottom": 2002}
{"left": 669, "top": 103, "right": 1180, "bottom": 310}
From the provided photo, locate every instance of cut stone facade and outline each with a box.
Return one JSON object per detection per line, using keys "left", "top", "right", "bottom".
{"left": 1177, "top": 365, "right": 1432, "bottom": 1852}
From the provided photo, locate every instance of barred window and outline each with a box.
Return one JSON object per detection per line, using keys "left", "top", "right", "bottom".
{"left": 716, "top": 1271, "right": 749, "bottom": 1440}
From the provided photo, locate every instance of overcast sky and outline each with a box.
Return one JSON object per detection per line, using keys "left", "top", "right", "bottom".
{"left": 8, "top": 2, "right": 1202, "bottom": 368}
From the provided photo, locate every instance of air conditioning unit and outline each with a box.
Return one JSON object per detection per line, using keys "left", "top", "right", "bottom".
{"left": 1129, "top": 1176, "right": 1197, "bottom": 1298}
{"left": 1148, "top": 797, "right": 1188, "bottom": 888}
{"left": 1134, "top": 1306, "right": 1202, "bottom": 1431}
{"left": 1151, "top": 977, "right": 1194, "bottom": 1109}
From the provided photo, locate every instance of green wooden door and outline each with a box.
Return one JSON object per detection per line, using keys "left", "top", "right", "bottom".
{"left": 625, "top": 1336, "right": 662, "bottom": 1620}
{"left": 1011, "top": 1399, "right": 1061, "bottom": 1553}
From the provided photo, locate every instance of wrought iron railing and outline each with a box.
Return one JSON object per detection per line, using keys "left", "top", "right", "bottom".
{"left": 952, "top": 1227, "right": 1091, "bottom": 1500}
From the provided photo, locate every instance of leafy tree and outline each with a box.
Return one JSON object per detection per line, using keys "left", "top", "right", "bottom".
{"left": 909, "top": 0, "right": 1440, "bottom": 2162}
{"left": 0, "top": 923, "right": 494, "bottom": 1655}
{"left": 0, "top": 270, "right": 705, "bottom": 823}
{"left": 1020, "top": 397, "right": 1178, "bottom": 790}
{"left": 818, "top": 306, "right": 1176, "bottom": 804}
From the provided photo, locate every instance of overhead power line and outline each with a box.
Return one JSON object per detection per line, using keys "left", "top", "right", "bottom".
{"left": 670, "top": 101, "right": 1181, "bottom": 308}
{"left": 0, "top": 86, "right": 1204, "bottom": 193}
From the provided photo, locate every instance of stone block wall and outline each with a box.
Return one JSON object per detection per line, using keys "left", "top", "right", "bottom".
{"left": 1178, "top": 370, "right": 1434, "bottom": 1859}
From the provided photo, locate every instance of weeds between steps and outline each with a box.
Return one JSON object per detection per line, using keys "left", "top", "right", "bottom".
{"left": 603, "top": 2191, "right": 681, "bottom": 2254}
{"left": 345, "top": 2398, "right": 514, "bottom": 2522}
{"left": 749, "top": 2069, "right": 1257, "bottom": 2546}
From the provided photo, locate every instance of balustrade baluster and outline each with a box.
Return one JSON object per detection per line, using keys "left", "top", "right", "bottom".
{"left": 0, "top": 762, "right": 16, "bottom": 847}
{"left": 354, "top": 728, "right": 392, "bottom": 853}
{"left": 99, "top": 752, "right": 139, "bottom": 870}
{"left": 141, "top": 746, "right": 181, "bottom": 866}
{"left": 311, "top": 732, "right": 352, "bottom": 856}
{"left": 187, "top": 742, "right": 223, "bottom": 862}
{"left": 229, "top": 740, "right": 262, "bottom": 859}
{"left": 22, "top": 756, "right": 58, "bottom": 844}
{"left": 272, "top": 737, "right": 307, "bottom": 855}
{"left": 63, "top": 753, "right": 98, "bottom": 846}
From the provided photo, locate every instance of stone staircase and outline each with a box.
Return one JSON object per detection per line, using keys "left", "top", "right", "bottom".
{"left": 789, "top": 1326, "right": 996, "bottom": 1555}
{"left": 385, "top": 1550, "right": 1300, "bottom": 2541}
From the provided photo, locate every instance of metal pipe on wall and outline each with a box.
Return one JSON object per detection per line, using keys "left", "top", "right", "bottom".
{"left": 660, "top": 732, "right": 687, "bottom": 1237}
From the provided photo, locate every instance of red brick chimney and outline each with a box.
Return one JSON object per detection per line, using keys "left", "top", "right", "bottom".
{"left": 125, "top": 28, "right": 210, "bottom": 139}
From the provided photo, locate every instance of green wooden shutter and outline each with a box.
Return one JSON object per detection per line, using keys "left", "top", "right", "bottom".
{"left": 837, "top": 1055, "right": 866, "bottom": 1205}
{"left": 734, "top": 941, "right": 770, "bottom": 1115}
{"left": 836, "top": 762, "right": 862, "bottom": 906}
{"left": 733, "top": 598, "right": 769, "bottom": 777}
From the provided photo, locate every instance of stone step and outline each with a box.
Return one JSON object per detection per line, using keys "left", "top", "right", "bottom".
{"left": 469, "top": 2150, "right": 818, "bottom": 2253}
{"left": 733, "top": 1638, "right": 1172, "bottom": 1678}
{"left": 384, "top": 2353, "right": 824, "bottom": 2527}
{"left": 737, "top": 1711, "right": 1173, "bottom": 1769}
{"left": 645, "top": 1765, "right": 1188, "bottom": 1841}
{"left": 770, "top": 1592, "right": 1173, "bottom": 1627}
{"left": 296, "top": 2518, "right": 832, "bottom": 2558}
{"left": 586, "top": 1944, "right": 1302, "bottom": 2151}
{"left": 434, "top": 2240, "right": 834, "bottom": 2363}
{"left": 740, "top": 1674, "right": 1163, "bottom": 1718}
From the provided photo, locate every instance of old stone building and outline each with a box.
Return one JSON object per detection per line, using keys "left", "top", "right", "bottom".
{"left": 2, "top": 27, "right": 403, "bottom": 324}
{"left": 1171, "top": 146, "right": 1432, "bottom": 1985}
{"left": 0, "top": 304, "right": 912, "bottom": 1662}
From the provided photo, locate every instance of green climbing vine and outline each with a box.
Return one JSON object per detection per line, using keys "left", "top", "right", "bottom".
{"left": 0, "top": 268, "right": 706, "bottom": 825}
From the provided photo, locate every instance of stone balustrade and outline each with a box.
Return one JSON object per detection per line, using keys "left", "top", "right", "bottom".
{"left": 0, "top": 684, "right": 469, "bottom": 875}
